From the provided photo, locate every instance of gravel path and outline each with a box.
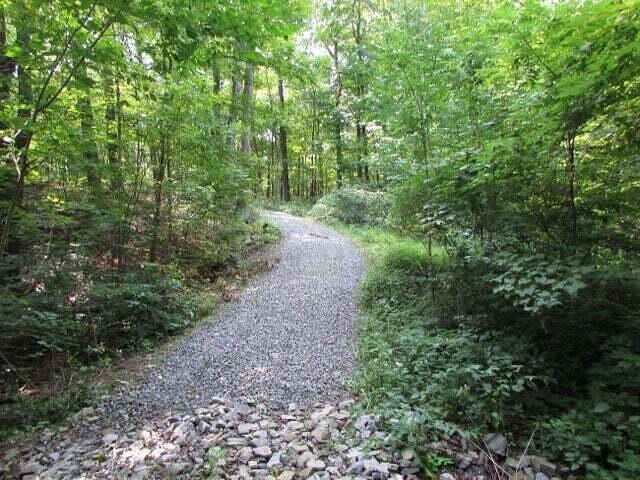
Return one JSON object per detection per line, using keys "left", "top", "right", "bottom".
{"left": 107, "top": 211, "right": 363, "bottom": 417}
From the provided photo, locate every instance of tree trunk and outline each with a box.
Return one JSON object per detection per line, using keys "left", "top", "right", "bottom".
{"left": 0, "top": 7, "right": 13, "bottom": 136}
{"left": 76, "top": 63, "right": 101, "bottom": 194}
{"left": 105, "top": 73, "right": 123, "bottom": 193}
{"left": 353, "top": 0, "right": 368, "bottom": 182}
{"left": 310, "top": 108, "right": 317, "bottom": 198}
{"left": 0, "top": 8, "right": 18, "bottom": 259}
{"left": 15, "top": 26, "right": 32, "bottom": 167}
{"left": 278, "top": 78, "right": 290, "bottom": 202}
{"left": 212, "top": 62, "right": 222, "bottom": 139}
{"left": 227, "top": 64, "right": 242, "bottom": 151}
{"left": 241, "top": 62, "right": 254, "bottom": 154}
{"left": 149, "top": 141, "right": 166, "bottom": 262}
{"left": 362, "top": 124, "right": 369, "bottom": 181}
{"left": 356, "top": 123, "right": 363, "bottom": 180}
{"left": 564, "top": 132, "right": 578, "bottom": 249}
{"left": 1, "top": 24, "right": 32, "bottom": 260}
{"left": 267, "top": 131, "right": 274, "bottom": 198}
{"left": 328, "top": 41, "right": 343, "bottom": 188}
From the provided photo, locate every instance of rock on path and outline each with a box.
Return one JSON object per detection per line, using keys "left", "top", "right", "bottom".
{"left": 107, "top": 211, "right": 364, "bottom": 417}
{"left": 1, "top": 399, "right": 420, "bottom": 480}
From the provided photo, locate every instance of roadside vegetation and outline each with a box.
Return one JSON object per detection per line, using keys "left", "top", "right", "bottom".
{"left": 0, "top": 209, "right": 279, "bottom": 439}
{"left": 0, "top": 0, "right": 293, "bottom": 438}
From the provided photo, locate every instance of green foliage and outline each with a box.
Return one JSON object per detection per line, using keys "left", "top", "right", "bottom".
{"left": 2, "top": 0, "right": 639, "bottom": 472}
{"left": 310, "top": 188, "right": 390, "bottom": 226}
{"left": 539, "top": 339, "right": 640, "bottom": 479}
{"left": 0, "top": 380, "right": 91, "bottom": 440}
{"left": 349, "top": 221, "right": 640, "bottom": 477}
{"left": 343, "top": 3, "right": 640, "bottom": 474}
{"left": 353, "top": 239, "right": 545, "bottom": 448}
{"left": 1, "top": 265, "right": 188, "bottom": 365}
{"left": 205, "top": 446, "right": 228, "bottom": 480}
{"left": 0, "top": 211, "right": 278, "bottom": 435}
{"left": 490, "top": 253, "right": 591, "bottom": 314}
{"left": 83, "top": 266, "right": 196, "bottom": 350}
{"left": 0, "top": 0, "right": 295, "bottom": 436}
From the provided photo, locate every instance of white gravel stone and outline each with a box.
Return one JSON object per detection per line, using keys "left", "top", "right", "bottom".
{"left": 253, "top": 446, "right": 273, "bottom": 458}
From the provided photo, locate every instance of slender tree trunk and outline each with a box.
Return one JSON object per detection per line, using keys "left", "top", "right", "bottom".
{"left": 105, "top": 74, "right": 124, "bottom": 193}
{"left": 356, "top": 124, "right": 363, "bottom": 180}
{"left": 353, "top": 0, "right": 368, "bottom": 182}
{"left": 278, "top": 78, "right": 290, "bottom": 202}
{"left": 241, "top": 62, "right": 254, "bottom": 155}
{"left": 336, "top": 132, "right": 343, "bottom": 188}
{"left": 149, "top": 141, "right": 166, "bottom": 262}
{"left": 267, "top": 132, "right": 274, "bottom": 199}
{"left": 79, "top": 95, "right": 100, "bottom": 190}
{"left": 310, "top": 110, "right": 317, "bottom": 198}
{"left": 76, "top": 63, "right": 101, "bottom": 194}
{"left": 328, "top": 41, "right": 343, "bottom": 188}
{"left": 1, "top": 24, "right": 32, "bottom": 260}
{"left": 296, "top": 155, "right": 301, "bottom": 197}
{"left": 362, "top": 124, "right": 369, "bottom": 181}
{"left": 564, "top": 132, "right": 578, "bottom": 249}
{"left": 15, "top": 26, "right": 32, "bottom": 173}
{"left": 0, "top": 7, "right": 13, "bottom": 136}
{"left": 166, "top": 144, "right": 174, "bottom": 252}
{"left": 227, "top": 64, "right": 241, "bottom": 151}
{"left": 265, "top": 70, "right": 278, "bottom": 200}
{"left": 212, "top": 62, "right": 222, "bottom": 139}
{"left": 0, "top": 7, "right": 14, "bottom": 259}
{"left": 104, "top": 70, "right": 125, "bottom": 266}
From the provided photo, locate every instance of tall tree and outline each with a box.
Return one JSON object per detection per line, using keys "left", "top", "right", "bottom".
{"left": 278, "top": 77, "right": 290, "bottom": 202}
{"left": 241, "top": 62, "right": 254, "bottom": 155}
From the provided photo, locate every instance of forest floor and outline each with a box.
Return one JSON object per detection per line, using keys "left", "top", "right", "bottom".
{"left": 1, "top": 213, "right": 421, "bottom": 480}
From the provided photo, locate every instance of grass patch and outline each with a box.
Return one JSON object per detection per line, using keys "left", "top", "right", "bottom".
{"left": 331, "top": 223, "right": 440, "bottom": 267}
{"left": 258, "top": 198, "right": 316, "bottom": 217}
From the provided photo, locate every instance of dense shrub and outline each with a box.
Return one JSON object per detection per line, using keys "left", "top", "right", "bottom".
{"left": 354, "top": 241, "right": 546, "bottom": 445}
{"left": 539, "top": 338, "right": 640, "bottom": 479}
{"left": 432, "top": 247, "right": 640, "bottom": 394}
{"left": 0, "top": 201, "right": 279, "bottom": 437}
{"left": 81, "top": 266, "right": 197, "bottom": 351}
{"left": 0, "top": 265, "right": 194, "bottom": 368}
{"left": 310, "top": 188, "right": 391, "bottom": 227}
{"left": 354, "top": 230, "right": 640, "bottom": 478}
{"left": 387, "top": 173, "right": 431, "bottom": 233}
{"left": 175, "top": 212, "right": 280, "bottom": 278}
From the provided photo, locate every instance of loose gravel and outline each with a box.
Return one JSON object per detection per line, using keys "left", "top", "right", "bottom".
{"left": 105, "top": 211, "right": 363, "bottom": 418}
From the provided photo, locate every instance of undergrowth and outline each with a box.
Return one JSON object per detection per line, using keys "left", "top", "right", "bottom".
{"left": 259, "top": 198, "right": 316, "bottom": 217}
{"left": 345, "top": 224, "right": 640, "bottom": 479}
{"left": 0, "top": 213, "right": 280, "bottom": 440}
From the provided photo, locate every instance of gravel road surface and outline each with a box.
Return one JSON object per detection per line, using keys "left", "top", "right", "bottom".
{"left": 107, "top": 211, "right": 363, "bottom": 417}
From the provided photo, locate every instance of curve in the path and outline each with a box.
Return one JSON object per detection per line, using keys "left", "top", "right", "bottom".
{"left": 108, "top": 211, "right": 363, "bottom": 417}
